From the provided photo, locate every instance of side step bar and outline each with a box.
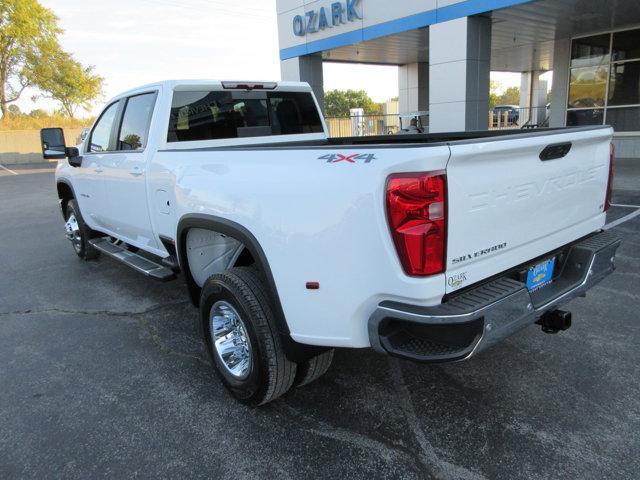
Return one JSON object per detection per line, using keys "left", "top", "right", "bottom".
{"left": 89, "top": 238, "right": 176, "bottom": 282}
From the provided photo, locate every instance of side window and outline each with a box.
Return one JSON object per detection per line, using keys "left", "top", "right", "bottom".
{"left": 89, "top": 102, "right": 119, "bottom": 153}
{"left": 117, "top": 92, "right": 157, "bottom": 151}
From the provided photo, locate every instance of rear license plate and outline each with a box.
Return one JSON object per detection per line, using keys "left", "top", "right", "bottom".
{"left": 526, "top": 257, "right": 556, "bottom": 291}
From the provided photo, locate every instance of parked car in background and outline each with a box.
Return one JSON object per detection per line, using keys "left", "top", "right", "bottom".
{"left": 397, "top": 111, "right": 429, "bottom": 134}
{"left": 492, "top": 105, "right": 520, "bottom": 126}
{"left": 42, "top": 80, "right": 619, "bottom": 406}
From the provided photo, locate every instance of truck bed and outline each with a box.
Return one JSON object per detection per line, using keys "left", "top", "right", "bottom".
{"left": 163, "top": 126, "right": 607, "bottom": 151}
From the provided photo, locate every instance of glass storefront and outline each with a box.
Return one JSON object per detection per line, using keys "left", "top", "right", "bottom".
{"left": 568, "top": 27, "right": 640, "bottom": 132}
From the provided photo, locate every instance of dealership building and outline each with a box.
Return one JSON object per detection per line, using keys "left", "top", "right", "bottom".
{"left": 277, "top": 0, "right": 640, "bottom": 156}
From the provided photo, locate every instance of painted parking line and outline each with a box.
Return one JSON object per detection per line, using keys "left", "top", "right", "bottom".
{"left": 611, "top": 203, "right": 640, "bottom": 209}
{"left": 0, "top": 164, "right": 18, "bottom": 175}
{"left": 605, "top": 207, "right": 640, "bottom": 230}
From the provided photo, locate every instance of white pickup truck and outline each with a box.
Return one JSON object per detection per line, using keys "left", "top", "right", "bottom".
{"left": 41, "top": 80, "right": 620, "bottom": 405}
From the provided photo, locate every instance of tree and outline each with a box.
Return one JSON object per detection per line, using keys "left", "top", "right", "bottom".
{"left": 122, "top": 133, "right": 141, "bottom": 150}
{"left": 497, "top": 86, "right": 520, "bottom": 106}
{"left": 28, "top": 108, "right": 47, "bottom": 118}
{"left": 489, "top": 80, "right": 500, "bottom": 109}
{"left": 7, "top": 103, "right": 21, "bottom": 116}
{"left": 35, "top": 51, "right": 103, "bottom": 117}
{"left": 490, "top": 80, "right": 521, "bottom": 108}
{"left": 324, "top": 89, "right": 383, "bottom": 116}
{"left": 0, "top": 0, "right": 62, "bottom": 117}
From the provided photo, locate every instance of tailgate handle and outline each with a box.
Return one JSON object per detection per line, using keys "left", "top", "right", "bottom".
{"left": 540, "top": 142, "right": 572, "bottom": 161}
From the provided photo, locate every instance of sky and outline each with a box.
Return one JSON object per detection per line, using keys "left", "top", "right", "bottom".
{"left": 19, "top": 0, "right": 530, "bottom": 116}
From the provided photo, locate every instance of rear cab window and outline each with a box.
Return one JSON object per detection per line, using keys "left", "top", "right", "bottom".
{"left": 167, "top": 89, "right": 323, "bottom": 143}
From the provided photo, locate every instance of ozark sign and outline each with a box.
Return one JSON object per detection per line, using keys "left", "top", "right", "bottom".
{"left": 292, "top": 0, "right": 362, "bottom": 37}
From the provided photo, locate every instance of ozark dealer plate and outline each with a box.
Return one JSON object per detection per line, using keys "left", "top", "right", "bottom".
{"left": 526, "top": 257, "right": 556, "bottom": 291}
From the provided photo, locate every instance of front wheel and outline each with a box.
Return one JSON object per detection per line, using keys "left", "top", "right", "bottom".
{"left": 200, "top": 267, "right": 297, "bottom": 406}
{"left": 65, "top": 200, "right": 99, "bottom": 260}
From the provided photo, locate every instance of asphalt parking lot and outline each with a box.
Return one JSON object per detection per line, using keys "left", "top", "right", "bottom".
{"left": 1, "top": 160, "right": 639, "bottom": 479}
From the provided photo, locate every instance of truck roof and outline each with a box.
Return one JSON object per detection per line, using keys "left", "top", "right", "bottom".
{"left": 108, "top": 80, "right": 313, "bottom": 103}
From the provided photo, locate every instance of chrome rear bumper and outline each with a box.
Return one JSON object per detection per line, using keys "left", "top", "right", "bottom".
{"left": 368, "top": 231, "right": 621, "bottom": 363}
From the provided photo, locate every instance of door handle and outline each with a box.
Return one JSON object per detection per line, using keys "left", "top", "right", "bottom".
{"left": 95, "top": 167, "right": 103, "bottom": 173}
{"left": 129, "top": 167, "right": 144, "bottom": 177}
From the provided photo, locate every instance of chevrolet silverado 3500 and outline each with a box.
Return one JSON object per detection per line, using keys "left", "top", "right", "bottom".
{"left": 41, "top": 80, "right": 620, "bottom": 405}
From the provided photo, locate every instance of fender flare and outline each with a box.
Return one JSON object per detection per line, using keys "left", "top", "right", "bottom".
{"left": 176, "top": 213, "right": 329, "bottom": 363}
{"left": 55, "top": 178, "right": 77, "bottom": 218}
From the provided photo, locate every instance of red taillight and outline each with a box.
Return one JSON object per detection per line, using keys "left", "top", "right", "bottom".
{"left": 605, "top": 142, "right": 614, "bottom": 211}
{"left": 386, "top": 172, "right": 447, "bottom": 276}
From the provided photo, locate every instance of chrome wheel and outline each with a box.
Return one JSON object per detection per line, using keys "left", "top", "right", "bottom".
{"left": 65, "top": 214, "right": 82, "bottom": 253}
{"left": 210, "top": 301, "right": 252, "bottom": 379}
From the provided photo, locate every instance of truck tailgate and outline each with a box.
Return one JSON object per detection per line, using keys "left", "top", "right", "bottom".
{"left": 445, "top": 127, "right": 613, "bottom": 293}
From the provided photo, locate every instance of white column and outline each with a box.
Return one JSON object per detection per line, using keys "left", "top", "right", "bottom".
{"left": 531, "top": 74, "right": 548, "bottom": 125}
{"left": 429, "top": 16, "right": 491, "bottom": 132}
{"left": 520, "top": 71, "right": 549, "bottom": 125}
{"left": 520, "top": 72, "right": 532, "bottom": 111}
{"left": 398, "top": 62, "right": 429, "bottom": 114}
{"left": 549, "top": 38, "right": 571, "bottom": 128}
{"left": 281, "top": 54, "right": 325, "bottom": 112}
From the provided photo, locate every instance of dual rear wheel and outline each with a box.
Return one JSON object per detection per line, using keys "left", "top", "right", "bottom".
{"left": 200, "top": 267, "right": 333, "bottom": 406}
{"left": 63, "top": 200, "right": 331, "bottom": 405}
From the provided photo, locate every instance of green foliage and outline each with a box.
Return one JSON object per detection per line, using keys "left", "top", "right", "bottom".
{"left": 324, "top": 89, "right": 383, "bottom": 116}
{"left": 34, "top": 51, "right": 104, "bottom": 117}
{"left": 0, "top": 0, "right": 61, "bottom": 116}
{"left": 0, "top": 0, "right": 103, "bottom": 119}
{"left": 0, "top": 111, "right": 93, "bottom": 130}
{"left": 122, "top": 133, "right": 142, "bottom": 150}
{"left": 489, "top": 80, "right": 500, "bottom": 110}
{"left": 489, "top": 80, "right": 521, "bottom": 109}
{"left": 7, "top": 103, "right": 21, "bottom": 116}
{"left": 498, "top": 86, "right": 520, "bottom": 106}
{"left": 28, "top": 108, "right": 47, "bottom": 118}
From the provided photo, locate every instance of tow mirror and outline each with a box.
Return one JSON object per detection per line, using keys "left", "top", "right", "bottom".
{"left": 40, "top": 127, "right": 82, "bottom": 167}
{"left": 40, "top": 128, "right": 67, "bottom": 159}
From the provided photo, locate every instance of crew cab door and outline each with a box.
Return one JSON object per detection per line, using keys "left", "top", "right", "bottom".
{"left": 100, "top": 91, "right": 159, "bottom": 250}
{"left": 75, "top": 100, "right": 120, "bottom": 229}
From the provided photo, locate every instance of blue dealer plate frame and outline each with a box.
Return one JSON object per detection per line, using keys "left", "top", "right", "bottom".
{"left": 526, "top": 257, "right": 556, "bottom": 291}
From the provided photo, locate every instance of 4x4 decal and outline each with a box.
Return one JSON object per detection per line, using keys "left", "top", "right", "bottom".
{"left": 319, "top": 153, "right": 376, "bottom": 164}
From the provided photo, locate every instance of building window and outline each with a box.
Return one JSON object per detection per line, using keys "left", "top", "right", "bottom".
{"left": 568, "top": 66, "right": 608, "bottom": 108}
{"left": 606, "top": 106, "right": 640, "bottom": 132}
{"left": 571, "top": 33, "right": 610, "bottom": 67}
{"left": 567, "top": 27, "right": 640, "bottom": 132}
{"left": 612, "top": 28, "right": 640, "bottom": 62}
{"left": 567, "top": 109, "right": 604, "bottom": 127}
{"left": 608, "top": 61, "right": 640, "bottom": 106}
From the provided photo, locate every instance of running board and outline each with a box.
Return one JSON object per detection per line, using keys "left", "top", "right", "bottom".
{"left": 89, "top": 238, "right": 176, "bottom": 282}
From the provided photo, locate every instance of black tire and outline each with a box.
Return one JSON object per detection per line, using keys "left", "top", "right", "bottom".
{"left": 294, "top": 349, "right": 334, "bottom": 387}
{"left": 200, "top": 267, "right": 296, "bottom": 406}
{"left": 65, "top": 200, "right": 99, "bottom": 260}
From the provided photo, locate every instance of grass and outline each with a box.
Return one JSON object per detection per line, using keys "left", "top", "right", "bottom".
{"left": 0, "top": 114, "right": 94, "bottom": 131}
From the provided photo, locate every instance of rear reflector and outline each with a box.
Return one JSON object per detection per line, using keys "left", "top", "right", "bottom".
{"left": 605, "top": 142, "right": 614, "bottom": 212}
{"left": 386, "top": 172, "right": 447, "bottom": 276}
